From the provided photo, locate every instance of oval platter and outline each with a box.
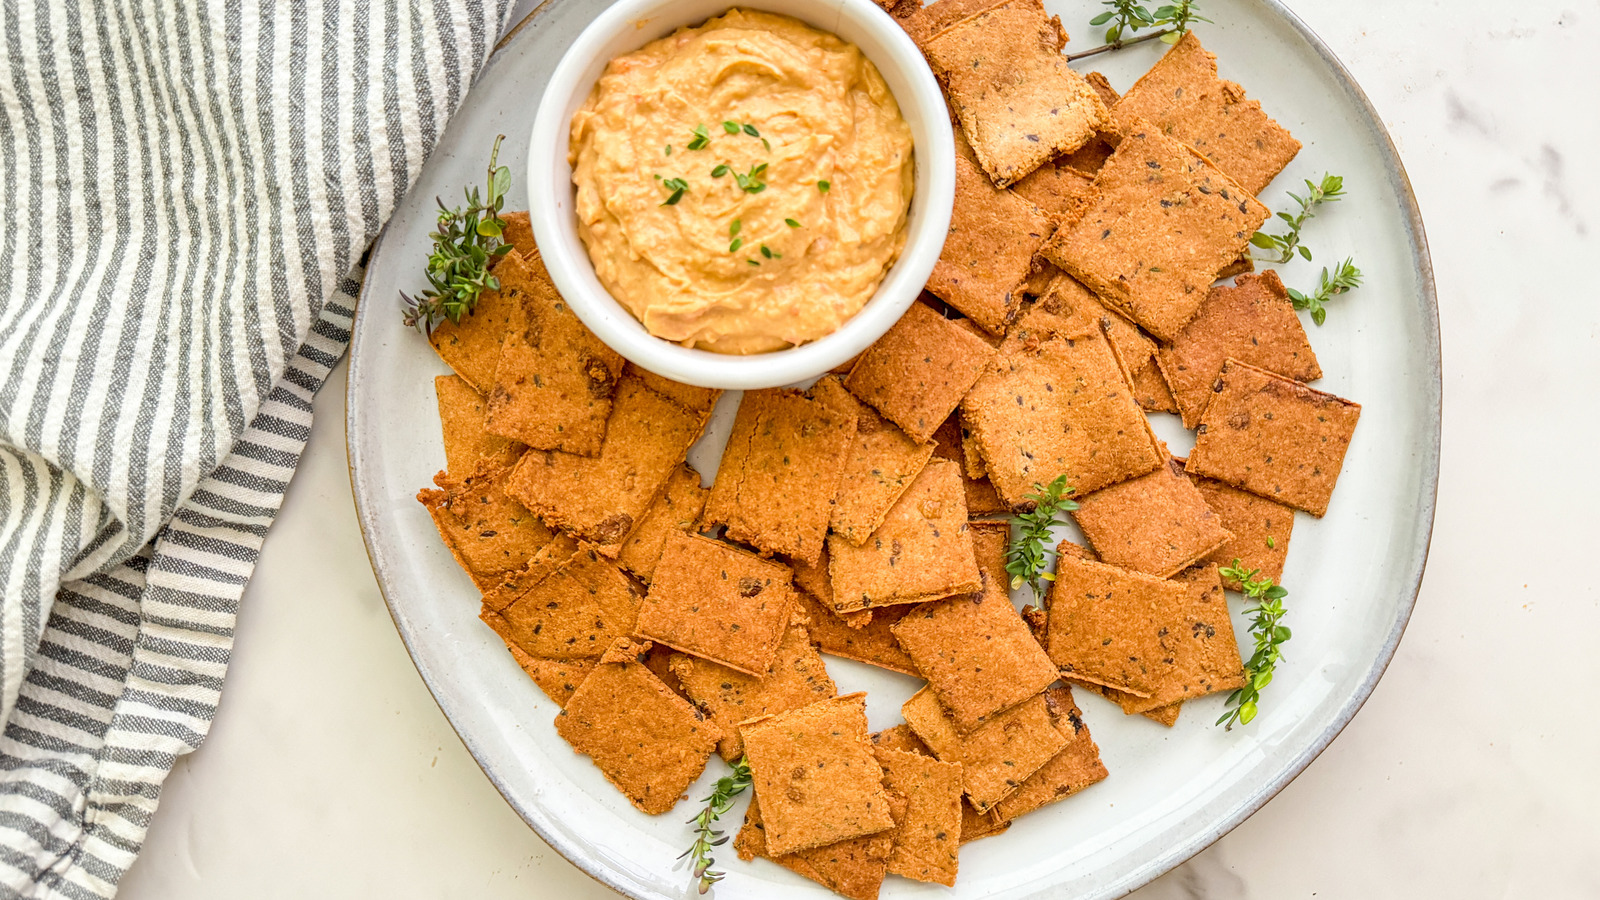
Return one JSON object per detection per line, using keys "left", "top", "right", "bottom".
{"left": 346, "top": 1, "right": 1441, "bottom": 898}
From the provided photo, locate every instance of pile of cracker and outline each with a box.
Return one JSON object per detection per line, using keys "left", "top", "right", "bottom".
{"left": 414, "top": 3, "right": 1362, "bottom": 895}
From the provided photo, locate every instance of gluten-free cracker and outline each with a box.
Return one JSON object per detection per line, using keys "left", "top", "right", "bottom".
{"left": 481, "top": 612, "right": 596, "bottom": 707}
{"left": 427, "top": 251, "right": 525, "bottom": 394}
{"left": 961, "top": 800, "right": 1011, "bottom": 843}
{"left": 554, "top": 638, "right": 720, "bottom": 815}
{"left": 874, "top": 747, "right": 964, "bottom": 886}
{"left": 418, "top": 459, "right": 556, "bottom": 592}
{"left": 843, "top": 301, "right": 997, "bottom": 442}
{"left": 796, "top": 586, "right": 919, "bottom": 675}
{"left": 903, "top": 0, "right": 1066, "bottom": 51}
{"left": 496, "top": 210, "right": 539, "bottom": 262}
{"left": 872, "top": 724, "right": 933, "bottom": 756}
{"left": 811, "top": 376, "right": 938, "bottom": 545}
{"left": 483, "top": 543, "right": 643, "bottom": 660}
{"left": 827, "top": 459, "right": 982, "bottom": 613}
{"left": 741, "top": 694, "right": 896, "bottom": 856}
{"left": 993, "top": 685, "right": 1108, "bottom": 821}
{"left": 435, "top": 374, "right": 524, "bottom": 477}
{"left": 1158, "top": 270, "right": 1323, "bottom": 428}
{"left": 1186, "top": 358, "right": 1361, "bottom": 516}
{"left": 1184, "top": 460, "right": 1295, "bottom": 590}
{"left": 635, "top": 532, "right": 797, "bottom": 677}
{"left": 902, "top": 687, "right": 1066, "bottom": 814}
{"left": 1046, "top": 553, "right": 1206, "bottom": 698}
{"left": 670, "top": 622, "right": 837, "bottom": 762}
{"left": 734, "top": 793, "right": 894, "bottom": 900}
{"left": 615, "top": 463, "right": 708, "bottom": 583}
{"left": 704, "top": 385, "right": 855, "bottom": 565}
{"left": 1010, "top": 158, "right": 1096, "bottom": 220}
{"left": 1133, "top": 358, "right": 1180, "bottom": 413}
{"left": 1072, "top": 451, "right": 1233, "bottom": 578}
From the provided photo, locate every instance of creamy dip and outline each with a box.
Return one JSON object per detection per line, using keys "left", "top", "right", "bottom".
{"left": 569, "top": 8, "right": 915, "bottom": 354}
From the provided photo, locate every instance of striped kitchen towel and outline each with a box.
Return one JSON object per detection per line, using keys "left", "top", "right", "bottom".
{"left": 0, "top": 1, "right": 512, "bottom": 895}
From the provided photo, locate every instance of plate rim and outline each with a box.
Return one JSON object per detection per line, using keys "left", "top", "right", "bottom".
{"left": 344, "top": 1, "right": 1441, "bottom": 896}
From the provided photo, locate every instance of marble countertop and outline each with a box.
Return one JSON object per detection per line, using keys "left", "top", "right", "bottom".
{"left": 115, "top": 1, "right": 1600, "bottom": 897}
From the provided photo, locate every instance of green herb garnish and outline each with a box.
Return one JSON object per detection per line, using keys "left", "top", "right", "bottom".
{"left": 760, "top": 244, "right": 780, "bottom": 259}
{"left": 743, "top": 123, "right": 759, "bottom": 137}
{"left": 816, "top": 180, "right": 830, "bottom": 193}
{"left": 1288, "top": 258, "right": 1362, "bottom": 326}
{"left": 734, "top": 163, "right": 768, "bottom": 194}
{"left": 687, "top": 124, "right": 711, "bottom": 151}
{"left": 722, "top": 120, "right": 742, "bottom": 135}
{"left": 1071, "top": 0, "right": 1210, "bottom": 60}
{"left": 729, "top": 237, "right": 743, "bottom": 252}
{"left": 785, "top": 218, "right": 801, "bottom": 228}
{"left": 1005, "top": 475, "right": 1079, "bottom": 600}
{"left": 1216, "top": 560, "right": 1291, "bottom": 730}
{"left": 711, "top": 164, "right": 730, "bottom": 178}
{"left": 1250, "top": 174, "right": 1346, "bottom": 264}
{"left": 729, "top": 219, "right": 741, "bottom": 237}
{"left": 661, "top": 177, "right": 690, "bottom": 206}
{"left": 681, "top": 757, "right": 752, "bottom": 894}
{"left": 400, "top": 135, "right": 512, "bottom": 332}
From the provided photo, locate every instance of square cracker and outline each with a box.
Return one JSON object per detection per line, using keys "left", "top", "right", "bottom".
{"left": 1184, "top": 459, "right": 1295, "bottom": 590}
{"left": 962, "top": 328, "right": 1163, "bottom": 508}
{"left": 636, "top": 532, "right": 797, "bottom": 677}
{"left": 1011, "top": 158, "right": 1097, "bottom": 220}
{"left": 615, "top": 463, "right": 708, "bottom": 583}
{"left": 506, "top": 372, "right": 717, "bottom": 555}
{"left": 1072, "top": 450, "right": 1234, "bottom": 578}
{"left": 734, "top": 793, "right": 895, "bottom": 900}
{"left": 482, "top": 542, "right": 643, "bottom": 660}
{"left": 961, "top": 799, "right": 1010, "bottom": 843}
{"left": 670, "top": 622, "right": 837, "bottom": 762}
{"left": 827, "top": 459, "right": 982, "bottom": 613}
{"left": 810, "top": 376, "right": 937, "bottom": 545}
{"left": 1186, "top": 358, "right": 1361, "bottom": 516}
{"left": 891, "top": 524, "right": 1057, "bottom": 732}
{"left": 795, "top": 586, "right": 919, "bottom": 676}
{"left": 993, "top": 685, "right": 1108, "bottom": 821}
{"left": 554, "top": 638, "right": 720, "bottom": 815}
{"left": 1041, "top": 123, "right": 1270, "bottom": 341}
{"left": 427, "top": 250, "right": 525, "bottom": 394}
{"left": 925, "top": 2, "right": 1108, "bottom": 187}
{"left": 903, "top": 0, "right": 1067, "bottom": 51}
{"left": 480, "top": 612, "right": 597, "bottom": 708}
{"left": 925, "top": 134, "right": 1055, "bottom": 335}
{"left": 740, "top": 693, "right": 896, "bottom": 856}
{"left": 874, "top": 746, "right": 964, "bottom": 886}
{"left": 844, "top": 302, "right": 997, "bottom": 442}
{"left": 417, "top": 459, "right": 556, "bottom": 592}
{"left": 703, "top": 385, "right": 855, "bottom": 566}
{"left": 435, "top": 375, "right": 523, "bottom": 478}
{"left": 1110, "top": 31, "right": 1301, "bottom": 196}
{"left": 1158, "top": 270, "right": 1323, "bottom": 428}
{"left": 902, "top": 686, "right": 1066, "bottom": 814}
{"left": 484, "top": 251, "right": 624, "bottom": 456}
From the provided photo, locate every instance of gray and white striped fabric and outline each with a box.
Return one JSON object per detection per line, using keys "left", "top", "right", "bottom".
{"left": 0, "top": 1, "right": 510, "bottom": 894}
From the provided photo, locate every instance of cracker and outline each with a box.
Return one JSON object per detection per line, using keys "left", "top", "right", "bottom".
{"left": 1141, "top": 702, "right": 1182, "bottom": 726}
{"left": 926, "top": 3, "right": 1108, "bottom": 186}
{"left": 960, "top": 800, "right": 1011, "bottom": 843}
{"left": 962, "top": 329, "right": 1163, "bottom": 508}
{"left": 1185, "top": 460, "right": 1295, "bottom": 590}
{"left": 506, "top": 372, "right": 717, "bottom": 555}
{"left": 892, "top": 524, "right": 1056, "bottom": 732}
{"left": 703, "top": 385, "right": 855, "bottom": 565}
{"left": 1216, "top": 252, "right": 1256, "bottom": 281}
{"left": 993, "top": 685, "right": 1108, "bottom": 821}
{"left": 427, "top": 251, "right": 524, "bottom": 394}
{"left": 871, "top": 724, "right": 932, "bottom": 756}
{"left": 615, "top": 463, "right": 708, "bottom": 583}
{"left": 1110, "top": 31, "right": 1301, "bottom": 195}
{"left": 1072, "top": 451, "right": 1234, "bottom": 578}
{"left": 810, "top": 376, "right": 937, "bottom": 545}
{"left": 417, "top": 459, "right": 556, "bottom": 592}
{"left": 482, "top": 543, "right": 643, "bottom": 660}
{"left": 671, "top": 622, "right": 836, "bottom": 762}
{"left": 1133, "top": 358, "right": 1179, "bottom": 413}
{"left": 734, "top": 793, "right": 895, "bottom": 900}
{"left": 496, "top": 210, "right": 539, "bottom": 262}
{"left": 1085, "top": 71, "right": 1121, "bottom": 108}
{"left": 636, "top": 532, "right": 797, "bottom": 677}
{"left": 844, "top": 301, "right": 997, "bottom": 443}
{"left": 903, "top": 0, "right": 1065, "bottom": 51}
{"left": 871, "top": 0, "right": 923, "bottom": 24}
{"left": 1041, "top": 123, "right": 1270, "bottom": 341}
{"left": 902, "top": 686, "right": 1066, "bottom": 814}
{"left": 481, "top": 611, "right": 597, "bottom": 707}
{"left": 740, "top": 694, "right": 896, "bottom": 856}
{"left": 435, "top": 375, "right": 524, "bottom": 477}
{"left": 827, "top": 459, "right": 982, "bottom": 613}
{"left": 554, "top": 638, "right": 719, "bottom": 814}
{"left": 1010, "top": 157, "right": 1097, "bottom": 219}
{"left": 796, "top": 586, "right": 919, "bottom": 675}
{"left": 625, "top": 363, "right": 723, "bottom": 419}
{"left": 874, "top": 747, "right": 964, "bottom": 885}
{"left": 484, "top": 252, "right": 625, "bottom": 455}
{"left": 1186, "top": 358, "right": 1361, "bottom": 516}
{"left": 959, "top": 408, "right": 986, "bottom": 479}
{"left": 925, "top": 134, "right": 1054, "bottom": 334}
{"left": 1157, "top": 270, "right": 1323, "bottom": 428}
{"left": 930, "top": 415, "right": 1007, "bottom": 517}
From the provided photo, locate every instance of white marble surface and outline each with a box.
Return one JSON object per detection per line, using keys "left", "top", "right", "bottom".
{"left": 114, "top": 1, "right": 1600, "bottom": 898}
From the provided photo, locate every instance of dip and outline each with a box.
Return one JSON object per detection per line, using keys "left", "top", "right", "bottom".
{"left": 569, "top": 8, "right": 915, "bottom": 354}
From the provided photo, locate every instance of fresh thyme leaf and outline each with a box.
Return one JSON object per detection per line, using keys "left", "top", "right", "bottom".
{"left": 1215, "top": 560, "right": 1291, "bottom": 730}
{"left": 722, "top": 120, "right": 742, "bottom": 135}
{"left": 743, "top": 123, "right": 759, "bottom": 137}
{"left": 733, "top": 162, "right": 768, "bottom": 194}
{"left": 711, "top": 164, "right": 730, "bottom": 178}
{"left": 817, "top": 180, "right": 830, "bottom": 193}
{"left": 1005, "top": 474, "right": 1079, "bottom": 600}
{"left": 729, "top": 219, "right": 741, "bottom": 237}
{"left": 729, "top": 237, "right": 743, "bottom": 252}
{"left": 399, "top": 134, "right": 512, "bottom": 333}
{"left": 1249, "top": 173, "right": 1346, "bottom": 264}
{"left": 1287, "top": 257, "right": 1362, "bottom": 326}
{"left": 760, "top": 244, "right": 779, "bottom": 259}
{"left": 687, "top": 124, "right": 711, "bottom": 151}
{"left": 665, "top": 145, "right": 673, "bottom": 156}
{"left": 785, "top": 218, "right": 801, "bottom": 228}
{"left": 762, "top": 137, "right": 771, "bottom": 152}
{"left": 680, "top": 756, "right": 752, "bottom": 894}
{"left": 748, "top": 259, "right": 760, "bottom": 266}
{"left": 660, "top": 177, "right": 690, "bottom": 206}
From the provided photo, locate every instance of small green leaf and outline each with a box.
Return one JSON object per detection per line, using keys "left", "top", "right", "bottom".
{"left": 492, "top": 166, "right": 511, "bottom": 198}
{"left": 1299, "top": 245, "right": 1313, "bottom": 261}
{"left": 1090, "top": 11, "right": 1113, "bottom": 24}
{"left": 1249, "top": 232, "right": 1278, "bottom": 249}
{"left": 711, "top": 164, "right": 729, "bottom": 177}
{"left": 723, "top": 121, "right": 741, "bottom": 134}
{"left": 1160, "top": 30, "right": 1180, "bottom": 43}
{"left": 729, "top": 237, "right": 743, "bottom": 252}
{"left": 785, "top": 218, "right": 801, "bottom": 228}
{"left": 729, "top": 219, "right": 741, "bottom": 237}
{"left": 817, "top": 180, "right": 830, "bottom": 193}
{"left": 743, "top": 123, "right": 759, "bottom": 137}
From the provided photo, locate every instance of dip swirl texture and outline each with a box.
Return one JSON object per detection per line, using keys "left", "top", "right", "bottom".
{"left": 569, "top": 9, "right": 915, "bottom": 354}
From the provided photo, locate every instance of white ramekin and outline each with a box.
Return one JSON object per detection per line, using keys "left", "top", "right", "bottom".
{"left": 527, "top": 0, "right": 955, "bottom": 390}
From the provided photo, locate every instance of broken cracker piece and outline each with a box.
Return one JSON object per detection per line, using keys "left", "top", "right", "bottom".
{"left": 960, "top": 799, "right": 1011, "bottom": 843}
{"left": 670, "top": 621, "right": 837, "bottom": 762}
{"left": 418, "top": 459, "right": 556, "bottom": 593}
{"left": 1072, "top": 450, "right": 1233, "bottom": 578}
{"left": 636, "top": 532, "right": 797, "bottom": 677}
{"left": 902, "top": 687, "right": 1066, "bottom": 814}
{"left": 872, "top": 724, "right": 933, "bottom": 756}
{"left": 812, "top": 375, "right": 937, "bottom": 545}
{"left": 796, "top": 586, "right": 919, "bottom": 676}
{"left": 844, "top": 301, "right": 997, "bottom": 442}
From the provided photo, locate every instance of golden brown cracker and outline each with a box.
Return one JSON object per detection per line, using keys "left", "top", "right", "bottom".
{"left": 704, "top": 385, "right": 855, "bottom": 565}
{"left": 741, "top": 694, "right": 896, "bottom": 856}
{"left": 1184, "top": 462, "right": 1295, "bottom": 590}
{"left": 427, "top": 251, "right": 524, "bottom": 394}
{"left": 435, "top": 375, "right": 524, "bottom": 477}
{"left": 496, "top": 210, "right": 538, "bottom": 262}
{"left": 624, "top": 363, "right": 723, "bottom": 419}
{"left": 671, "top": 622, "right": 836, "bottom": 762}
{"left": 734, "top": 793, "right": 894, "bottom": 900}
{"left": 636, "top": 532, "right": 798, "bottom": 677}
{"left": 827, "top": 459, "right": 982, "bottom": 613}
{"left": 1133, "top": 357, "right": 1180, "bottom": 414}
{"left": 810, "top": 376, "right": 938, "bottom": 546}
{"left": 481, "top": 613, "right": 596, "bottom": 708}
{"left": 554, "top": 638, "right": 720, "bottom": 815}
{"left": 615, "top": 463, "right": 708, "bottom": 583}
{"left": 874, "top": 747, "right": 964, "bottom": 885}
{"left": 1158, "top": 270, "right": 1323, "bottom": 428}
{"left": 902, "top": 687, "right": 1066, "bottom": 814}
{"left": 1072, "top": 451, "right": 1234, "bottom": 578}
{"left": 960, "top": 799, "right": 1011, "bottom": 843}
{"left": 1186, "top": 358, "right": 1361, "bottom": 516}
{"left": 484, "top": 543, "right": 643, "bottom": 660}
{"left": 903, "top": 0, "right": 1064, "bottom": 50}
{"left": 1110, "top": 31, "right": 1301, "bottom": 195}
{"left": 843, "top": 301, "right": 997, "bottom": 442}
{"left": 993, "top": 685, "right": 1108, "bottom": 821}
{"left": 1041, "top": 124, "right": 1270, "bottom": 341}
{"left": 1084, "top": 71, "right": 1121, "bottom": 107}
{"left": 871, "top": 724, "right": 933, "bottom": 756}
{"left": 417, "top": 459, "right": 556, "bottom": 593}
{"left": 796, "top": 587, "right": 919, "bottom": 676}
{"left": 1010, "top": 157, "right": 1097, "bottom": 219}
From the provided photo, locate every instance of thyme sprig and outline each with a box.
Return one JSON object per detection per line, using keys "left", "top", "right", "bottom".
{"left": 680, "top": 756, "right": 752, "bottom": 895}
{"left": 399, "top": 135, "right": 512, "bottom": 332}
{"left": 1005, "top": 474, "right": 1079, "bottom": 600}
{"left": 1288, "top": 258, "right": 1362, "bottom": 326}
{"left": 1249, "top": 173, "right": 1346, "bottom": 264}
{"left": 1216, "top": 560, "right": 1290, "bottom": 730}
{"left": 1070, "top": 0, "right": 1210, "bottom": 60}
{"left": 734, "top": 162, "right": 769, "bottom": 194}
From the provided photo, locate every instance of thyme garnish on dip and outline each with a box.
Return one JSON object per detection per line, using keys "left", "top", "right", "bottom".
{"left": 399, "top": 135, "right": 512, "bottom": 332}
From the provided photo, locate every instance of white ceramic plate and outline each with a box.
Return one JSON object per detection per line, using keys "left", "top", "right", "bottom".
{"left": 346, "top": 2, "right": 1440, "bottom": 898}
